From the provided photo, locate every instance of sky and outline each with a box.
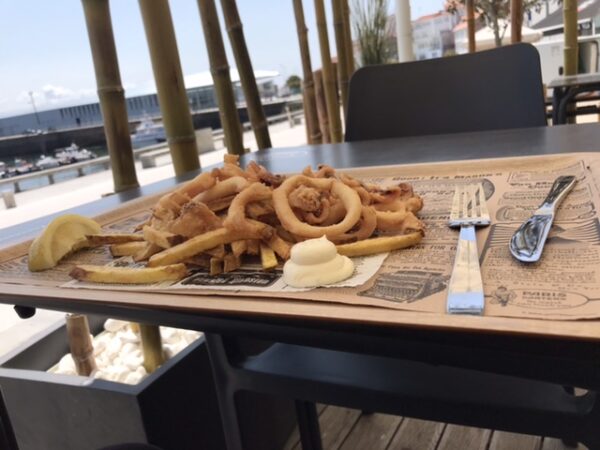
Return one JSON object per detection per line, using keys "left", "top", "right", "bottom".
{"left": 0, "top": 0, "right": 444, "bottom": 118}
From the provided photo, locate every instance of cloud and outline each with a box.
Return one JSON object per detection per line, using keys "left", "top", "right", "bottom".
{"left": 15, "top": 84, "right": 98, "bottom": 110}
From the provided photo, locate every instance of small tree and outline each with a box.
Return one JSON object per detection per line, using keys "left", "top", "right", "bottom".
{"left": 445, "top": 0, "right": 557, "bottom": 48}
{"left": 352, "top": 0, "right": 394, "bottom": 66}
{"left": 286, "top": 75, "right": 302, "bottom": 94}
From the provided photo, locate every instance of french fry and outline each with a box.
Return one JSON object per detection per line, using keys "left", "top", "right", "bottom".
{"left": 148, "top": 228, "right": 257, "bottom": 267}
{"left": 210, "top": 258, "right": 223, "bottom": 276}
{"left": 231, "top": 240, "right": 247, "bottom": 258}
{"left": 69, "top": 264, "right": 188, "bottom": 284}
{"left": 86, "top": 233, "right": 144, "bottom": 246}
{"left": 260, "top": 244, "right": 278, "bottom": 270}
{"left": 183, "top": 254, "right": 211, "bottom": 268}
{"left": 223, "top": 253, "right": 241, "bottom": 273}
{"left": 133, "top": 243, "right": 162, "bottom": 262}
{"left": 268, "top": 234, "right": 292, "bottom": 260}
{"left": 143, "top": 226, "right": 183, "bottom": 249}
{"left": 110, "top": 241, "right": 148, "bottom": 257}
{"left": 205, "top": 244, "right": 226, "bottom": 259}
{"left": 246, "top": 239, "right": 260, "bottom": 255}
{"left": 206, "top": 194, "right": 235, "bottom": 212}
{"left": 336, "top": 232, "right": 423, "bottom": 257}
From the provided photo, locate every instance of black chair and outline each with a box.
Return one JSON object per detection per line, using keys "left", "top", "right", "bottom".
{"left": 0, "top": 388, "right": 18, "bottom": 450}
{"left": 345, "top": 43, "right": 547, "bottom": 142}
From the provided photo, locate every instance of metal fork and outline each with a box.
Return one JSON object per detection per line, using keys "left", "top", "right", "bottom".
{"left": 447, "top": 183, "right": 491, "bottom": 315}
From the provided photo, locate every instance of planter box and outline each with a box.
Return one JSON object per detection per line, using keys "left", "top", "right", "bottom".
{"left": 0, "top": 316, "right": 295, "bottom": 450}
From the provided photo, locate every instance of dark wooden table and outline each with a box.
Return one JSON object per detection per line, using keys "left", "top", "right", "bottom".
{"left": 549, "top": 73, "right": 600, "bottom": 125}
{"left": 3, "top": 123, "right": 600, "bottom": 449}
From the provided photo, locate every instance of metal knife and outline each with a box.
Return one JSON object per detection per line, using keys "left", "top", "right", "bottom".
{"left": 509, "top": 175, "right": 577, "bottom": 263}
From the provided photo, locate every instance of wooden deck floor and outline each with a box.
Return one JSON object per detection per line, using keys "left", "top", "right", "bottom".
{"left": 284, "top": 405, "right": 587, "bottom": 450}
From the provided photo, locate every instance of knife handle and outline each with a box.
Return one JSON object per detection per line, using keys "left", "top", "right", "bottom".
{"left": 540, "top": 176, "right": 577, "bottom": 211}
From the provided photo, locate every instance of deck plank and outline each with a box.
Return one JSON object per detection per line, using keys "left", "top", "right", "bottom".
{"left": 319, "top": 406, "right": 362, "bottom": 449}
{"left": 387, "top": 418, "right": 445, "bottom": 450}
{"left": 436, "top": 425, "right": 491, "bottom": 450}
{"left": 541, "top": 437, "right": 587, "bottom": 450}
{"left": 339, "top": 413, "right": 402, "bottom": 450}
{"left": 489, "top": 431, "right": 541, "bottom": 450}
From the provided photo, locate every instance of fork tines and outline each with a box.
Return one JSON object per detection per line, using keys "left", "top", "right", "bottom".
{"left": 449, "top": 183, "right": 491, "bottom": 227}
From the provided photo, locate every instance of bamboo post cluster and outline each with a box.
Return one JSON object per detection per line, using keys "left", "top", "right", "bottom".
{"left": 197, "top": 0, "right": 245, "bottom": 155}
{"left": 220, "top": 0, "right": 272, "bottom": 149}
{"left": 81, "top": 0, "right": 139, "bottom": 193}
{"left": 342, "top": 0, "right": 354, "bottom": 76}
{"left": 138, "top": 0, "right": 200, "bottom": 176}
{"left": 314, "top": 0, "right": 343, "bottom": 143}
{"left": 139, "top": 323, "right": 165, "bottom": 373}
{"left": 511, "top": 0, "right": 522, "bottom": 43}
{"left": 466, "top": 0, "right": 476, "bottom": 53}
{"left": 313, "top": 70, "right": 331, "bottom": 143}
{"left": 563, "top": 0, "right": 578, "bottom": 76}
{"left": 66, "top": 314, "right": 97, "bottom": 376}
{"left": 292, "top": 0, "right": 322, "bottom": 144}
{"left": 332, "top": 0, "right": 350, "bottom": 116}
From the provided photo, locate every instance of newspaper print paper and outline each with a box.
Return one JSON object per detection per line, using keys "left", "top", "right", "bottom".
{"left": 2, "top": 152, "right": 600, "bottom": 321}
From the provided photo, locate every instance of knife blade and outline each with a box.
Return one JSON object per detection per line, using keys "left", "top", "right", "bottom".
{"left": 509, "top": 175, "right": 577, "bottom": 263}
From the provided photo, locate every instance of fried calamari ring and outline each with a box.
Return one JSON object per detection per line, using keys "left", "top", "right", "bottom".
{"left": 156, "top": 172, "right": 215, "bottom": 213}
{"left": 223, "top": 182, "right": 274, "bottom": 240}
{"left": 376, "top": 210, "right": 424, "bottom": 233}
{"left": 330, "top": 206, "right": 377, "bottom": 244}
{"left": 273, "top": 175, "right": 362, "bottom": 238}
{"left": 193, "top": 176, "right": 249, "bottom": 204}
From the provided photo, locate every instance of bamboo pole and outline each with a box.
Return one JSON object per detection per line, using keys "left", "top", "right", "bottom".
{"left": 342, "top": 0, "right": 354, "bottom": 76}
{"left": 314, "top": 0, "right": 343, "bottom": 142}
{"left": 511, "top": 0, "right": 522, "bottom": 43}
{"left": 292, "top": 0, "right": 322, "bottom": 144}
{"left": 563, "top": 0, "right": 578, "bottom": 76}
{"left": 466, "top": 0, "right": 476, "bottom": 53}
{"left": 197, "top": 0, "right": 245, "bottom": 155}
{"left": 220, "top": 0, "right": 271, "bottom": 149}
{"left": 138, "top": 0, "right": 199, "bottom": 176}
{"left": 314, "top": 70, "right": 331, "bottom": 143}
{"left": 66, "top": 314, "right": 97, "bottom": 376}
{"left": 81, "top": 0, "right": 139, "bottom": 192}
{"left": 139, "top": 323, "right": 165, "bottom": 373}
{"left": 332, "top": 0, "right": 349, "bottom": 116}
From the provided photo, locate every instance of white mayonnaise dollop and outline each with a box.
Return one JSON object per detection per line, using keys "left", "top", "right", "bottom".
{"left": 283, "top": 236, "right": 355, "bottom": 288}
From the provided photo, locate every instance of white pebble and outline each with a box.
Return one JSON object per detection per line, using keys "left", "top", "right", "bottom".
{"left": 124, "top": 355, "right": 143, "bottom": 371}
{"left": 107, "top": 337, "right": 122, "bottom": 356}
{"left": 121, "top": 342, "right": 136, "bottom": 355}
{"left": 118, "top": 330, "right": 139, "bottom": 344}
{"left": 124, "top": 371, "right": 143, "bottom": 385}
{"left": 57, "top": 354, "right": 76, "bottom": 373}
{"left": 104, "top": 319, "right": 128, "bottom": 333}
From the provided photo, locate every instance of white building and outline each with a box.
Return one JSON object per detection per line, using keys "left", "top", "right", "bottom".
{"left": 412, "top": 12, "right": 460, "bottom": 60}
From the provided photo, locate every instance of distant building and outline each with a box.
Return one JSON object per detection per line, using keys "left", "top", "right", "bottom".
{"left": 525, "top": 0, "right": 562, "bottom": 28}
{"left": 0, "top": 69, "right": 278, "bottom": 138}
{"left": 412, "top": 11, "right": 460, "bottom": 60}
{"left": 530, "top": 0, "right": 600, "bottom": 37}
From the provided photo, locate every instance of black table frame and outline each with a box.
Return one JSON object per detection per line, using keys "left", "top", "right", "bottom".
{"left": 3, "top": 124, "right": 600, "bottom": 449}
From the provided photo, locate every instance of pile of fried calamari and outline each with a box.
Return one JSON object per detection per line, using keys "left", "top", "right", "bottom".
{"left": 69, "top": 156, "right": 424, "bottom": 284}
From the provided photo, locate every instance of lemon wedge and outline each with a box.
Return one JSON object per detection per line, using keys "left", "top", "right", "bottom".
{"left": 28, "top": 214, "right": 102, "bottom": 271}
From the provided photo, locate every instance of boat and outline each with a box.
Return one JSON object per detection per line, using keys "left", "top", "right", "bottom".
{"left": 0, "top": 161, "right": 7, "bottom": 178}
{"left": 36, "top": 155, "right": 60, "bottom": 171}
{"left": 131, "top": 117, "right": 166, "bottom": 147}
{"left": 8, "top": 158, "right": 37, "bottom": 176}
{"left": 55, "top": 143, "right": 97, "bottom": 165}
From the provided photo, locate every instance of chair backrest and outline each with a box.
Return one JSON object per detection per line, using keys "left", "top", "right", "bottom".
{"left": 345, "top": 43, "right": 547, "bottom": 142}
{"left": 0, "top": 388, "right": 18, "bottom": 450}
